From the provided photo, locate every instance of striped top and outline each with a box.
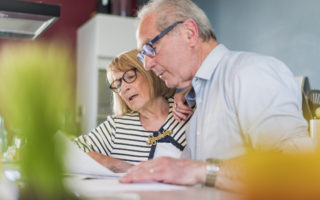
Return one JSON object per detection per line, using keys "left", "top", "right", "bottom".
{"left": 74, "top": 98, "right": 191, "bottom": 164}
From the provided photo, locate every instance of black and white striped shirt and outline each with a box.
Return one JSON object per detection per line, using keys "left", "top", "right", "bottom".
{"left": 74, "top": 98, "right": 191, "bottom": 164}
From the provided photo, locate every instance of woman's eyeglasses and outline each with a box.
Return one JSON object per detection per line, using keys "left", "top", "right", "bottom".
{"left": 109, "top": 68, "right": 137, "bottom": 93}
{"left": 137, "top": 21, "right": 184, "bottom": 65}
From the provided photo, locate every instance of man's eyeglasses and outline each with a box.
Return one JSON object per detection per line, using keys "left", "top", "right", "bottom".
{"left": 109, "top": 68, "right": 137, "bottom": 93}
{"left": 137, "top": 21, "right": 184, "bottom": 64}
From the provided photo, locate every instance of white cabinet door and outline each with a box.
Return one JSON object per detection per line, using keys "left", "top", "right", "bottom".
{"left": 76, "top": 14, "right": 137, "bottom": 133}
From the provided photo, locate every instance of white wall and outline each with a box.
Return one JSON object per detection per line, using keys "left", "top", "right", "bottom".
{"left": 194, "top": 0, "right": 320, "bottom": 89}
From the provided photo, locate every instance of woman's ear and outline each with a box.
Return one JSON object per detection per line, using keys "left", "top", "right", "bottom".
{"left": 182, "top": 18, "right": 199, "bottom": 47}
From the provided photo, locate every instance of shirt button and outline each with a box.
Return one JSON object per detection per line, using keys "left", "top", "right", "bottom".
{"left": 197, "top": 131, "right": 201, "bottom": 136}
{"left": 198, "top": 99, "right": 202, "bottom": 104}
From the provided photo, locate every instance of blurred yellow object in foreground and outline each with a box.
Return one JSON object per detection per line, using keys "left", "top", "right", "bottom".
{"left": 315, "top": 107, "right": 320, "bottom": 119}
{"left": 243, "top": 151, "right": 320, "bottom": 200}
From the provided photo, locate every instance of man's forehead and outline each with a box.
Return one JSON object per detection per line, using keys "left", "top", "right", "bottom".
{"left": 138, "top": 39, "right": 152, "bottom": 50}
{"left": 136, "top": 14, "right": 158, "bottom": 49}
{"left": 137, "top": 28, "right": 154, "bottom": 49}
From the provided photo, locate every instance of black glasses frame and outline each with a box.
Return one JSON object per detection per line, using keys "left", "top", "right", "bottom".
{"left": 109, "top": 68, "right": 137, "bottom": 93}
{"left": 137, "top": 21, "right": 184, "bottom": 64}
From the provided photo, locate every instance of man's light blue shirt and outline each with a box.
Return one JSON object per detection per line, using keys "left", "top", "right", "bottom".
{"left": 183, "top": 44, "right": 313, "bottom": 160}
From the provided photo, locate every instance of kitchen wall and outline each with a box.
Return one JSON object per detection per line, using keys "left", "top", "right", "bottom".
{"left": 0, "top": 0, "right": 147, "bottom": 90}
{"left": 194, "top": 0, "right": 320, "bottom": 89}
{"left": 0, "top": 0, "right": 98, "bottom": 50}
{"left": 0, "top": 0, "right": 99, "bottom": 93}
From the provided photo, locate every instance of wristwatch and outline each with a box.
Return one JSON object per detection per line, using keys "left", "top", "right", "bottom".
{"left": 205, "top": 158, "right": 222, "bottom": 187}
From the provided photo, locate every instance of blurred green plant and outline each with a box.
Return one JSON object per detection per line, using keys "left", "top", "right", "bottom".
{"left": 0, "top": 42, "right": 77, "bottom": 199}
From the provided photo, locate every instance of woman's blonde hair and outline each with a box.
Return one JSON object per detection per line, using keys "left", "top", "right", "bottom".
{"left": 107, "top": 49, "right": 175, "bottom": 116}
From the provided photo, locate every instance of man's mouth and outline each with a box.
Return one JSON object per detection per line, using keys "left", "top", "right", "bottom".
{"left": 158, "top": 71, "right": 165, "bottom": 79}
{"left": 128, "top": 94, "right": 138, "bottom": 101}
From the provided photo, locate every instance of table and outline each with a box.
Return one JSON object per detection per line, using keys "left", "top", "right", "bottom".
{"left": 1, "top": 162, "right": 244, "bottom": 200}
{"left": 136, "top": 187, "right": 243, "bottom": 200}
{"left": 64, "top": 176, "right": 244, "bottom": 200}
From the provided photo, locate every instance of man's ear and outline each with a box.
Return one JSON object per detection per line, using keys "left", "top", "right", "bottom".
{"left": 182, "top": 18, "right": 199, "bottom": 47}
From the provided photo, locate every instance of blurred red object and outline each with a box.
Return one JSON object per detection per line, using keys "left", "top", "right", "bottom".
{"left": 111, "top": 0, "right": 138, "bottom": 17}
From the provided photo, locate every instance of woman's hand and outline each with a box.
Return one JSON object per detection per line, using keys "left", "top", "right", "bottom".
{"left": 87, "top": 151, "right": 133, "bottom": 173}
{"left": 173, "top": 88, "right": 194, "bottom": 121}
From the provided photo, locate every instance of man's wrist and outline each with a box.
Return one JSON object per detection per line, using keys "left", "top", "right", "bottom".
{"left": 205, "top": 158, "right": 222, "bottom": 187}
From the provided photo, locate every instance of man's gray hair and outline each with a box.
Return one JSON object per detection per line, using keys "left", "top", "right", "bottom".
{"left": 138, "top": 0, "right": 216, "bottom": 41}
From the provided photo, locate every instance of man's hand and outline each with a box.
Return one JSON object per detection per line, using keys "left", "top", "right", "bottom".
{"left": 119, "top": 157, "right": 206, "bottom": 185}
{"left": 173, "top": 88, "right": 194, "bottom": 121}
{"left": 87, "top": 152, "right": 133, "bottom": 173}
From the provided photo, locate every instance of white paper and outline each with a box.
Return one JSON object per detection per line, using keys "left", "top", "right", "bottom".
{"left": 65, "top": 176, "right": 185, "bottom": 198}
{"left": 54, "top": 132, "right": 123, "bottom": 178}
{"left": 56, "top": 132, "right": 186, "bottom": 199}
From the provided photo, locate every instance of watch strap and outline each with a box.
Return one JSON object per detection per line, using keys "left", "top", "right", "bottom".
{"left": 205, "top": 158, "right": 221, "bottom": 187}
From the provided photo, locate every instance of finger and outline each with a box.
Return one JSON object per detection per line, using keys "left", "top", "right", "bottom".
{"left": 174, "top": 105, "right": 193, "bottom": 116}
{"left": 172, "top": 110, "right": 188, "bottom": 121}
{"left": 173, "top": 107, "right": 191, "bottom": 118}
{"left": 120, "top": 163, "right": 158, "bottom": 183}
{"left": 174, "top": 102, "right": 192, "bottom": 112}
{"left": 176, "top": 107, "right": 193, "bottom": 115}
{"left": 173, "top": 104, "right": 184, "bottom": 121}
{"left": 172, "top": 112, "right": 183, "bottom": 121}
{"left": 178, "top": 103, "right": 193, "bottom": 111}
{"left": 174, "top": 102, "right": 178, "bottom": 109}
{"left": 120, "top": 167, "right": 145, "bottom": 183}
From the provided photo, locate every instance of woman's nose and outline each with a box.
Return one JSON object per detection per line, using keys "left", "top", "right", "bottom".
{"left": 120, "top": 80, "right": 131, "bottom": 93}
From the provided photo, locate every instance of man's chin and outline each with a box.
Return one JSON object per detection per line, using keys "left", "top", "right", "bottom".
{"left": 164, "top": 80, "right": 177, "bottom": 89}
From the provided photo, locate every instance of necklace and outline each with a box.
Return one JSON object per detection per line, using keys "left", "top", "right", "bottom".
{"left": 146, "top": 130, "right": 173, "bottom": 146}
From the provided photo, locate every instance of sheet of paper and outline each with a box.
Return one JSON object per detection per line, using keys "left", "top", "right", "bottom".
{"left": 55, "top": 132, "right": 122, "bottom": 178}
{"left": 65, "top": 176, "right": 185, "bottom": 198}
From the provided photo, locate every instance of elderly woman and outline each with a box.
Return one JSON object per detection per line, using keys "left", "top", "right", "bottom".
{"left": 74, "top": 49, "right": 191, "bottom": 172}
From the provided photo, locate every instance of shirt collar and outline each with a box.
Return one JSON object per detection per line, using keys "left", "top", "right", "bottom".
{"left": 194, "top": 44, "right": 229, "bottom": 80}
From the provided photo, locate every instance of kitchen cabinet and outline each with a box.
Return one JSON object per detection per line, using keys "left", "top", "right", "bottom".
{"left": 76, "top": 14, "right": 137, "bottom": 133}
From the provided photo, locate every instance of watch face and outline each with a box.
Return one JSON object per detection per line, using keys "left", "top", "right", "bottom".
{"left": 206, "top": 163, "right": 220, "bottom": 174}
{"left": 212, "top": 165, "right": 220, "bottom": 172}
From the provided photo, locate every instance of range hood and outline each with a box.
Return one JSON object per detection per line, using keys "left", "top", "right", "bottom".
{"left": 0, "top": 0, "right": 60, "bottom": 40}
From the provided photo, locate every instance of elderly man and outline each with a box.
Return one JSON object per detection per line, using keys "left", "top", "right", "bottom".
{"left": 120, "top": 0, "right": 314, "bottom": 190}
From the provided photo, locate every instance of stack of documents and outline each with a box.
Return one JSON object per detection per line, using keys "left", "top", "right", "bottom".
{"left": 56, "top": 132, "right": 122, "bottom": 178}
{"left": 55, "top": 132, "right": 185, "bottom": 198}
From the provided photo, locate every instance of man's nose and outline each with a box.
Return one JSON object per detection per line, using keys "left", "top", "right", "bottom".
{"left": 144, "top": 56, "right": 155, "bottom": 71}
